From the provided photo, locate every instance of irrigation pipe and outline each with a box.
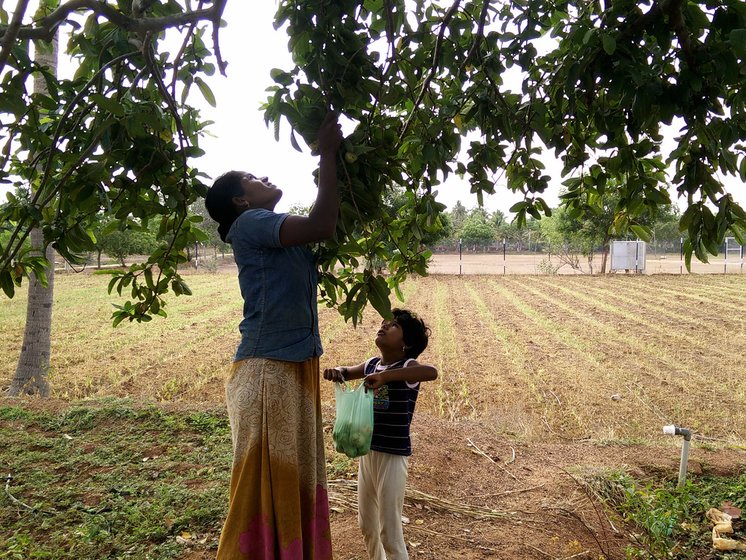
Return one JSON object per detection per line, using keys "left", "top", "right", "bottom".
{"left": 663, "top": 424, "right": 692, "bottom": 487}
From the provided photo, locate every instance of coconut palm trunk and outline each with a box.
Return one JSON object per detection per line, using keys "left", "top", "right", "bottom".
{"left": 7, "top": 32, "right": 58, "bottom": 397}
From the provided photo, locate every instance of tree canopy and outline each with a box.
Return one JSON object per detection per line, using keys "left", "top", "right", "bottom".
{"left": 1, "top": 0, "right": 223, "bottom": 324}
{"left": 1, "top": 0, "right": 745, "bottom": 323}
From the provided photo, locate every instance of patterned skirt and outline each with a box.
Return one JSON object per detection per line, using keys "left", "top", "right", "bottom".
{"left": 216, "top": 357, "right": 333, "bottom": 559}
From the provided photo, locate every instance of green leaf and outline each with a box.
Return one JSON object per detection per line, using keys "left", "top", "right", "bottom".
{"left": 730, "top": 29, "right": 746, "bottom": 58}
{"left": 112, "top": 311, "right": 128, "bottom": 328}
{"left": 269, "top": 68, "right": 294, "bottom": 86}
{"left": 289, "top": 130, "right": 302, "bottom": 153}
{"left": 683, "top": 239, "right": 693, "bottom": 271}
{"left": 194, "top": 77, "right": 216, "bottom": 107}
{"left": 0, "top": 269, "right": 15, "bottom": 298}
{"left": 630, "top": 225, "right": 652, "bottom": 242}
{"left": 91, "top": 94, "right": 125, "bottom": 117}
{"left": 602, "top": 34, "right": 616, "bottom": 55}
{"left": 367, "top": 274, "right": 392, "bottom": 319}
{"left": 679, "top": 205, "right": 699, "bottom": 231}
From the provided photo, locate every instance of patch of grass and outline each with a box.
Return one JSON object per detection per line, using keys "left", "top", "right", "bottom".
{"left": 0, "top": 406, "right": 36, "bottom": 422}
{"left": 589, "top": 469, "right": 746, "bottom": 560}
{"left": 327, "top": 452, "right": 357, "bottom": 480}
{"left": 0, "top": 400, "right": 232, "bottom": 559}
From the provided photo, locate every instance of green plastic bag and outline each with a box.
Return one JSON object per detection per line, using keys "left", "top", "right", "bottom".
{"left": 333, "top": 381, "right": 374, "bottom": 458}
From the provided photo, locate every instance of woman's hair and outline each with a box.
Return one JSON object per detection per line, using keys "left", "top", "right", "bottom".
{"left": 392, "top": 308, "right": 431, "bottom": 359}
{"left": 205, "top": 170, "right": 245, "bottom": 243}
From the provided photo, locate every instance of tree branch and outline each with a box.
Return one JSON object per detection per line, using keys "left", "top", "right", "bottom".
{"left": 398, "top": 0, "right": 462, "bottom": 141}
{"left": 211, "top": 0, "right": 228, "bottom": 75}
{"left": 170, "top": 0, "right": 206, "bottom": 97}
{"left": 666, "top": 0, "right": 697, "bottom": 69}
{"left": 0, "top": 0, "right": 31, "bottom": 71}
{"left": 0, "top": 0, "right": 215, "bottom": 41}
{"left": 460, "top": 0, "right": 490, "bottom": 73}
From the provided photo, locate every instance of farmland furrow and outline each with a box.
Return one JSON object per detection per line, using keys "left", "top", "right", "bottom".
{"left": 428, "top": 279, "right": 477, "bottom": 421}
{"left": 542, "top": 277, "right": 746, "bottom": 374}
{"left": 531, "top": 277, "right": 717, "bottom": 357}
{"left": 39, "top": 274, "right": 241, "bottom": 399}
{"left": 525, "top": 277, "right": 746, "bottom": 438}
{"left": 467, "top": 277, "right": 610, "bottom": 438}
{"left": 575, "top": 280, "right": 745, "bottom": 350}
{"left": 462, "top": 280, "right": 569, "bottom": 438}
{"left": 586, "top": 276, "right": 746, "bottom": 325}
{"left": 637, "top": 274, "right": 746, "bottom": 303}
{"left": 636, "top": 282, "right": 746, "bottom": 308}
{"left": 497, "top": 276, "right": 693, "bottom": 438}
{"left": 4, "top": 272, "right": 746, "bottom": 445}
{"left": 396, "top": 277, "right": 534, "bottom": 428}
{"left": 506, "top": 277, "right": 696, "bottom": 421}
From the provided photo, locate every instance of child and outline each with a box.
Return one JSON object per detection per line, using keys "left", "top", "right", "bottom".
{"left": 324, "top": 308, "right": 438, "bottom": 560}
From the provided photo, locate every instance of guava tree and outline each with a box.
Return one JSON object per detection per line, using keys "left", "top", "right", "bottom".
{"left": 266, "top": 0, "right": 746, "bottom": 286}
{"left": 2, "top": 0, "right": 746, "bottom": 327}
{"left": 0, "top": 0, "right": 224, "bottom": 327}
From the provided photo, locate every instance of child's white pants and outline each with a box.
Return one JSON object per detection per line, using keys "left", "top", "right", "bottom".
{"left": 358, "top": 450, "right": 410, "bottom": 560}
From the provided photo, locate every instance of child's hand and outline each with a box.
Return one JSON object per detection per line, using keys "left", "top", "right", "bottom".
{"left": 363, "top": 373, "right": 386, "bottom": 390}
{"left": 323, "top": 367, "right": 345, "bottom": 382}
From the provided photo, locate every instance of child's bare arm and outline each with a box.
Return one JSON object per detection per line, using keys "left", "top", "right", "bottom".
{"left": 364, "top": 360, "right": 437, "bottom": 390}
{"left": 322, "top": 363, "right": 366, "bottom": 382}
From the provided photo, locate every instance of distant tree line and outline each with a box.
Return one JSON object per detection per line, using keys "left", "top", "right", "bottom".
{"left": 34, "top": 186, "right": 729, "bottom": 274}
{"left": 433, "top": 190, "right": 709, "bottom": 274}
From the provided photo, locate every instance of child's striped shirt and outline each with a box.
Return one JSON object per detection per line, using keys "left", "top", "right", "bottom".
{"left": 364, "top": 357, "right": 420, "bottom": 456}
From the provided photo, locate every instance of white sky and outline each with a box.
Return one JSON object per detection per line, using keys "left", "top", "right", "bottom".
{"left": 4, "top": 1, "right": 744, "bottom": 216}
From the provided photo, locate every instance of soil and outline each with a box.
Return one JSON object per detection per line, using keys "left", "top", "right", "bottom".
{"left": 324, "top": 408, "right": 746, "bottom": 560}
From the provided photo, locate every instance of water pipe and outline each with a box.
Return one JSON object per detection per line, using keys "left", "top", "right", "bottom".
{"left": 663, "top": 425, "right": 692, "bottom": 487}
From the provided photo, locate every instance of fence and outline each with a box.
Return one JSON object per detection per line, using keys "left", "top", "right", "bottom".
{"left": 429, "top": 238, "right": 745, "bottom": 275}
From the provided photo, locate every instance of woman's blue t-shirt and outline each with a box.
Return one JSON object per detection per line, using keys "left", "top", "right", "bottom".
{"left": 226, "top": 208, "right": 323, "bottom": 362}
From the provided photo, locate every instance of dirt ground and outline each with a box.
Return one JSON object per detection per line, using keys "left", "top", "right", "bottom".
{"left": 321, "top": 407, "right": 746, "bottom": 560}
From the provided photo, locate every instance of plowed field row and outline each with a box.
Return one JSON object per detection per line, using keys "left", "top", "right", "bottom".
{"left": 497, "top": 276, "right": 744, "bottom": 439}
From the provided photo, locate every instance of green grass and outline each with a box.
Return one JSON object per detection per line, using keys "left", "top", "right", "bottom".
{"left": 0, "top": 399, "right": 354, "bottom": 559}
{"left": 0, "top": 401, "right": 312, "bottom": 558}
{"left": 590, "top": 469, "right": 746, "bottom": 560}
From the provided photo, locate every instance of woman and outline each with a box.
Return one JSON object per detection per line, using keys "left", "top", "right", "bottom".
{"left": 206, "top": 112, "right": 342, "bottom": 559}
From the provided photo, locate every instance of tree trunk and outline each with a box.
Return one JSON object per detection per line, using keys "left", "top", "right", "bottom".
{"left": 8, "top": 32, "right": 58, "bottom": 397}
{"left": 8, "top": 230, "right": 54, "bottom": 396}
{"left": 601, "top": 235, "right": 611, "bottom": 274}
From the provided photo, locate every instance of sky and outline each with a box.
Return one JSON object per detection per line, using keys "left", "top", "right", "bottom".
{"left": 4, "top": 2, "right": 744, "bottom": 217}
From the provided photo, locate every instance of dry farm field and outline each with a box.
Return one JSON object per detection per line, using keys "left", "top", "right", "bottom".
{"left": 2, "top": 269, "right": 746, "bottom": 442}
{"left": 2, "top": 264, "right": 746, "bottom": 559}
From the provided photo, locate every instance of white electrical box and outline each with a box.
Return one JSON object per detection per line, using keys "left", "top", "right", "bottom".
{"left": 610, "top": 240, "right": 646, "bottom": 272}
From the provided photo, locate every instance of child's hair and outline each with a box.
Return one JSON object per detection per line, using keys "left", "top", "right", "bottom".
{"left": 392, "top": 308, "right": 430, "bottom": 359}
{"left": 204, "top": 170, "right": 245, "bottom": 243}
